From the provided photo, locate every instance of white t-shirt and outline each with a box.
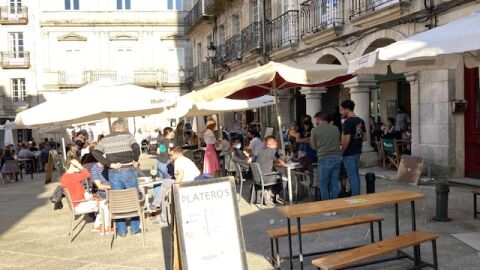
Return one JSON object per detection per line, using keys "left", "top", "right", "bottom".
{"left": 174, "top": 156, "right": 201, "bottom": 182}
{"left": 248, "top": 137, "right": 264, "bottom": 156}
{"left": 203, "top": 129, "right": 217, "bottom": 145}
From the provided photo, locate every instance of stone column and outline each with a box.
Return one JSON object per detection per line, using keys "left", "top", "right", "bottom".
{"left": 300, "top": 87, "right": 327, "bottom": 118}
{"left": 277, "top": 89, "right": 295, "bottom": 128}
{"left": 343, "top": 75, "right": 376, "bottom": 154}
{"left": 405, "top": 72, "right": 419, "bottom": 151}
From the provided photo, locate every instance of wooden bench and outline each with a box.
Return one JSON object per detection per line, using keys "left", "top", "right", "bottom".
{"left": 472, "top": 189, "right": 480, "bottom": 219}
{"left": 267, "top": 214, "right": 383, "bottom": 268}
{"left": 312, "top": 230, "right": 438, "bottom": 270}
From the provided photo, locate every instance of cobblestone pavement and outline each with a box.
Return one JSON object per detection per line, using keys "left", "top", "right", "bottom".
{"left": 0, "top": 153, "right": 479, "bottom": 269}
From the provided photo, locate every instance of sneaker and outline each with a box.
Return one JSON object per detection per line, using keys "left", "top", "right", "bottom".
{"left": 153, "top": 217, "right": 168, "bottom": 225}
{"left": 323, "top": 212, "right": 336, "bottom": 216}
{"left": 149, "top": 204, "right": 160, "bottom": 210}
{"left": 117, "top": 233, "right": 127, "bottom": 238}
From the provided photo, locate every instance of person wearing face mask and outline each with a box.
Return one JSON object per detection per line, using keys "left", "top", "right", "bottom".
{"left": 230, "top": 138, "right": 252, "bottom": 170}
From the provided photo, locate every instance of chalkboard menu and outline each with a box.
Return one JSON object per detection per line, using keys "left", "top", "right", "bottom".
{"left": 172, "top": 177, "right": 247, "bottom": 270}
{"left": 45, "top": 151, "right": 65, "bottom": 184}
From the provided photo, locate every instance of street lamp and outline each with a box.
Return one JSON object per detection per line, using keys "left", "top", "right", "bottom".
{"left": 207, "top": 41, "right": 216, "bottom": 60}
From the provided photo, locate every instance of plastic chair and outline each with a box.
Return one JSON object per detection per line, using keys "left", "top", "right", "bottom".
{"left": 249, "top": 162, "right": 281, "bottom": 207}
{"left": 107, "top": 188, "right": 146, "bottom": 249}
{"left": 63, "top": 188, "right": 98, "bottom": 243}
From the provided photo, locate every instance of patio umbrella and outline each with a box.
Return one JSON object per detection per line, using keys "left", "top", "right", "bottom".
{"left": 188, "top": 61, "right": 352, "bottom": 152}
{"left": 15, "top": 80, "right": 175, "bottom": 128}
{"left": 3, "top": 120, "right": 14, "bottom": 146}
{"left": 348, "top": 9, "right": 480, "bottom": 74}
{"left": 160, "top": 94, "right": 276, "bottom": 118}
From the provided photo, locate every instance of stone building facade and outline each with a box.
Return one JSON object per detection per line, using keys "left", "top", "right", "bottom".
{"left": 185, "top": 0, "right": 480, "bottom": 178}
{"left": 0, "top": 0, "right": 189, "bottom": 144}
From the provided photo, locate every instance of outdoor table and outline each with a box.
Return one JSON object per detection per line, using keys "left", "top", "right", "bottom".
{"left": 276, "top": 189, "right": 425, "bottom": 270}
{"left": 138, "top": 177, "right": 163, "bottom": 212}
{"left": 284, "top": 162, "right": 303, "bottom": 205}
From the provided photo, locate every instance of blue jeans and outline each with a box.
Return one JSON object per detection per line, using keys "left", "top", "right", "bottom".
{"left": 109, "top": 167, "right": 140, "bottom": 236}
{"left": 343, "top": 154, "right": 361, "bottom": 196}
{"left": 156, "top": 161, "right": 171, "bottom": 179}
{"left": 318, "top": 156, "right": 341, "bottom": 200}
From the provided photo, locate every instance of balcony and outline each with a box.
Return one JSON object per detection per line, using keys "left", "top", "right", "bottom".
{"left": 192, "top": 61, "right": 214, "bottom": 83}
{"left": 0, "top": 51, "right": 30, "bottom": 69}
{"left": 266, "top": 10, "right": 300, "bottom": 52}
{"left": 241, "top": 21, "right": 263, "bottom": 55}
{"left": 300, "top": 0, "right": 344, "bottom": 42}
{"left": 225, "top": 34, "right": 242, "bottom": 62}
{"left": 0, "top": 6, "right": 28, "bottom": 24}
{"left": 1, "top": 96, "right": 35, "bottom": 114}
{"left": 214, "top": 43, "right": 228, "bottom": 65}
{"left": 184, "top": 0, "right": 214, "bottom": 34}
{"left": 350, "top": 0, "right": 410, "bottom": 27}
{"left": 58, "top": 71, "right": 86, "bottom": 88}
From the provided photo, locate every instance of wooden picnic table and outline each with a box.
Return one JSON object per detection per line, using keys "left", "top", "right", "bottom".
{"left": 276, "top": 189, "right": 425, "bottom": 270}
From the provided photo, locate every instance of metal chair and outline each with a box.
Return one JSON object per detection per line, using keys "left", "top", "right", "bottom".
{"left": 107, "top": 188, "right": 146, "bottom": 249}
{"left": 234, "top": 162, "right": 248, "bottom": 202}
{"left": 249, "top": 162, "right": 281, "bottom": 207}
{"left": 63, "top": 188, "right": 98, "bottom": 243}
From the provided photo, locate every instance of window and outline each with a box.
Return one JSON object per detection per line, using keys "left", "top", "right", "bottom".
{"left": 65, "top": 0, "right": 79, "bottom": 10}
{"left": 11, "top": 78, "right": 26, "bottom": 102}
{"left": 117, "top": 0, "right": 131, "bottom": 10}
{"left": 167, "top": 0, "right": 183, "bottom": 11}
{"left": 232, "top": 15, "right": 240, "bottom": 35}
{"left": 9, "top": 32, "right": 24, "bottom": 57}
{"left": 9, "top": 0, "right": 21, "bottom": 14}
{"left": 165, "top": 48, "right": 185, "bottom": 82}
{"left": 218, "top": 25, "right": 225, "bottom": 44}
{"left": 250, "top": 0, "right": 258, "bottom": 22}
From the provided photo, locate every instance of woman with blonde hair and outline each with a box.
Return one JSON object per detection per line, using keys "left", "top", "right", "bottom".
{"left": 202, "top": 119, "right": 220, "bottom": 175}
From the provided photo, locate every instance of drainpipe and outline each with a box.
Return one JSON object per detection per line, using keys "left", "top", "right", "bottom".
{"left": 261, "top": 0, "right": 267, "bottom": 64}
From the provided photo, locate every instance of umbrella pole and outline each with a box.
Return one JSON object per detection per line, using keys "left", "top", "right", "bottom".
{"left": 107, "top": 114, "right": 112, "bottom": 133}
{"left": 272, "top": 85, "right": 285, "bottom": 155}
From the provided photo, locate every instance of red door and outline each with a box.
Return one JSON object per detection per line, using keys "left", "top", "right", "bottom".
{"left": 465, "top": 67, "right": 480, "bottom": 178}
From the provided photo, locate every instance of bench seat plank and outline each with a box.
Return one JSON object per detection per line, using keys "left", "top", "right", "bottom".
{"left": 267, "top": 214, "right": 383, "bottom": 239}
{"left": 312, "top": 231, "right": 438, "bottom": 270}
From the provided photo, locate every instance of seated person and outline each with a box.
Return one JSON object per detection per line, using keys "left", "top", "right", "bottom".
{"left": 230, "top": 138, "right": 252, "bottom": 170}
{"left": 151, "top": 147, "right": 200, "bottom": 224}
{"left": 1, "top": 149, "right": 17, "bottom": 183}
{"left": 381, "top": 118, "right": 396, "bottom": 139}
{"left": 60, "top": 156, "right": 111, "bottom": 234}
{"left": 255, "top": 136, "right": 286, "bottom": 204}
{"left": 188, "top": 132, "right": 200, "bottom": 146}
{"left": 18, "top": 143, "right": 34, "bottom": 159}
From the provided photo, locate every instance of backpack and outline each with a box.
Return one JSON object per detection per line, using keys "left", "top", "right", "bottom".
{"left": 50, "top": 185, "right": 64, "bottom": 210}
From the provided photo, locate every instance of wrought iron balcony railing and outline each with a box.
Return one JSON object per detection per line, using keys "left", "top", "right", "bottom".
{"left": 266, "top": 10, "right": 300, "bottom": 51}
{"left": 0, "top": 6, "right": 28, "bottom": 24}
{"left": 184, "top": 0, "right": 214, "bottom": 34}
{"left": 0, "top": 51, "right": 30, "bottom": 69}
{"left": 2, "top": 95, "right": 34, "bottom": 112}
{"left": 300, "top": 0, "right": 344, "bottom": 36}
{"left": 350, "top": 0, "right": 401, "bottom": 18}
{"left": 214, "top": 43, "right": 228, "bottom": 65}
{"left": 192, "top": 61, "right": 214, "bottom": 82}
{"left": 225, "top": 34, "right": 242, "bottom": 62}
{"left": 241, "top": 21, "right": 263, "bottom": 54}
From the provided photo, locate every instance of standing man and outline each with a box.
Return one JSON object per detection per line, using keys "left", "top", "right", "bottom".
{"left": 340, "top": 100, "right": 366, "bottom": 196}
{"left": 157, "top": 127, "right": 175, "bottom": 179}
{"left": 310, "top": 111, "right": 342, "bottom": 201}
{"left": 92, "top": 120, "right": 141, "bottom": 237}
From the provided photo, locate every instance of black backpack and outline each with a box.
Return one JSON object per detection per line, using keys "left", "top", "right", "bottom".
{"left": 50, "top": 185, "right": 64, "bottom": 210}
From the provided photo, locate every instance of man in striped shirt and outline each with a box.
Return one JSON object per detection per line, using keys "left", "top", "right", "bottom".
{"left": 92, "top": 120, "right": 141, "bottom": 237}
